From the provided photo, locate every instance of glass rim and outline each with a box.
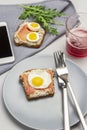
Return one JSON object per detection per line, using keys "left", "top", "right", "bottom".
{"left": 66, "top": 12, "right": 87, "bottom": 38}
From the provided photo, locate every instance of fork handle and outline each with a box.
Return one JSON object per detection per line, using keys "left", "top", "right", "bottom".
{"left": 63, "top": 87, "right": 70, "bottom": 130}
{"left": 68, "top": 82, "right": 87, "bottom": 130}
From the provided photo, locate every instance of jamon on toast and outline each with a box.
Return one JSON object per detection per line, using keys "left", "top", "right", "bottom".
{"left": 14, "top": 22, "right": 45, "bottom": 48}
{"left": 20, "top": 69, "right": 55, "bottom": 100}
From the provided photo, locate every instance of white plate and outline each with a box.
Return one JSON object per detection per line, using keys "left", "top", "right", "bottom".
{"left": 3, "top": 55, "right": 87, "bottom": 130}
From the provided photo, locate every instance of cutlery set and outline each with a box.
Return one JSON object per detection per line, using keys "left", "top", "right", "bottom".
{"left": 53, "top": 51, "right": 87, "bottom": 130}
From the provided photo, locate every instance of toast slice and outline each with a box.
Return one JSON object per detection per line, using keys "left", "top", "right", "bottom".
{"left": 20, "top": 69, "right": 55, "bottom": 100}
{"left": 14, "top": 21, "right": 45, "bottom": 48}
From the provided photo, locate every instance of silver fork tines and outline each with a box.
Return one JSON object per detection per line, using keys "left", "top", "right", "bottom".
{"left": 54, "top": 51, "right": 64, "bottom": 67}
{"left": 54, "top": 51, "right": 68, "bottom": 83}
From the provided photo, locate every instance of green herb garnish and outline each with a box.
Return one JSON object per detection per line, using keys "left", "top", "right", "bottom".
{"left": 19, "top": 5, "right": 65, "bottom": 35}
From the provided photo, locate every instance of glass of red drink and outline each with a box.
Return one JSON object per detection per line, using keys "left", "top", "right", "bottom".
{"left": 66, "top": 12, "right": 87, "bottom": 57}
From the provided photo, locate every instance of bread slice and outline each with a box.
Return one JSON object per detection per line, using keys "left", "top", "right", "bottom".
{"left": 14, "top": 21, "right": 45, "bottom": 48}
{"left": 19, "top": 69, "right": 55, "bottom": 100}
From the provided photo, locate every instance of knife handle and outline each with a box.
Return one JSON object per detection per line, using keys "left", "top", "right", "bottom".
{"left": 63, "top": 87, "right": 70, "bottom": 130}
{"left": 68, "top": 82, "right": 87, "bottom": 130}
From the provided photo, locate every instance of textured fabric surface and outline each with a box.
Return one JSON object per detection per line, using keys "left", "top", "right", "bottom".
{"left": 0, "top": 0, "right": 76, "bottom": 74}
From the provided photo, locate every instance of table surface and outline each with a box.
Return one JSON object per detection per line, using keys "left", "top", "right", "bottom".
{"left": 0, "top": 0, "right": 87, "bottom": 130}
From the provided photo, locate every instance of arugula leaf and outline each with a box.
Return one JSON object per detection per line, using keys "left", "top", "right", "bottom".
{"left": 19, "top": 5, "right": 65, "bottom": 35}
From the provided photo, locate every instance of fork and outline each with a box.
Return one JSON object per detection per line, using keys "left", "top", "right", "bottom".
{"left": 54, "top": 51, "right": 70, "bottom": 130}
{"left": 54, "top": 51, "right": 87, "bottom": 130}
{"left": 58, "top": 77, "right": 70, "bottom": 130}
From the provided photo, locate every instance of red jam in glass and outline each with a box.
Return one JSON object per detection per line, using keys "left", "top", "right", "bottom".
{"left": 66, "top": 28, "right": 87, "bottom": 57}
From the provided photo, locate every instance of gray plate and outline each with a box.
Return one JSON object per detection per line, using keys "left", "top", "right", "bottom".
{"left": 3, "top": 55, "right": 87, "bottom": 130}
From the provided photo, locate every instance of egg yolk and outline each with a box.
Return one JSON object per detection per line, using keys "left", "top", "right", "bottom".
{"left": 32, "top": 76, "right": 44, "bottom": 87}
{"left": 28, "top": 32, "right": 37, "bottom": 40}
{"left": 30, "top": 22, "right": 39, "bottom": 28}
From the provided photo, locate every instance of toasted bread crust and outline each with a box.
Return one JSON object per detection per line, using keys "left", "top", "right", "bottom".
{"left": 20, "top": 69, "right": 54, "bottom": 100}
{"left": 14, "top": 22, "right": 45, "bottom": 48}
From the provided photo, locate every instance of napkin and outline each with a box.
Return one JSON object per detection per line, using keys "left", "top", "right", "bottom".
{"left": 0, "top": 0, "right": 76, "bottom": 74}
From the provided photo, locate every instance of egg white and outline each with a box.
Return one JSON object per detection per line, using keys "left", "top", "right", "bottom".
{"left": 26, "top": 32, "right": 40, "bottom": 42}
{"left": 28, "top": 69, "right": 52, "bottom": 89}
{"left": 28, "top": 22, "right": 40, "bottom": 31}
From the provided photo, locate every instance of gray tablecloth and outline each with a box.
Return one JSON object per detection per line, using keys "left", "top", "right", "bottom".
{"left": 0, "top": 0, "right": 76, "bottom": 74}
